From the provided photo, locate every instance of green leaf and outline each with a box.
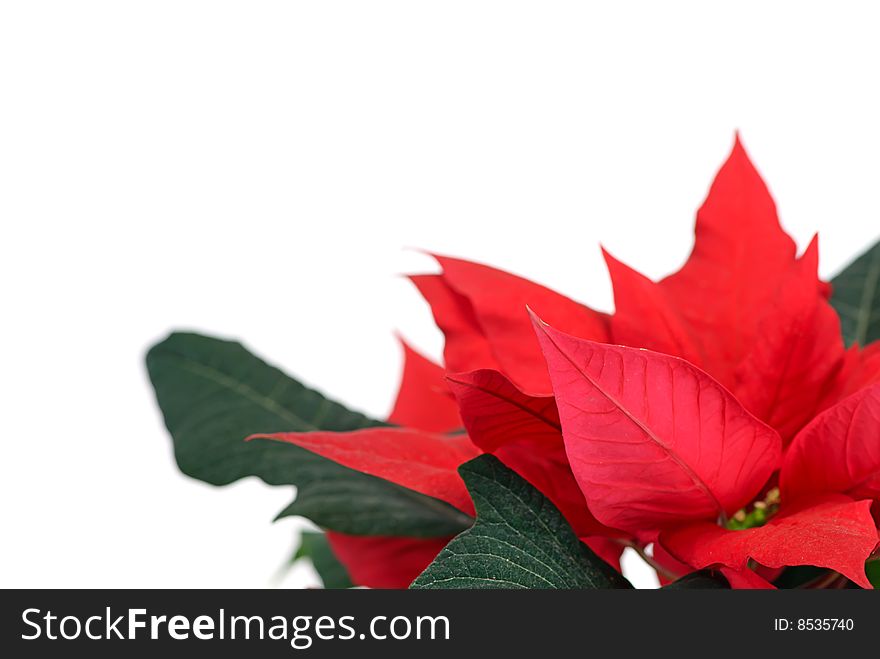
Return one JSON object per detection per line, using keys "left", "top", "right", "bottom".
{"left": 411, "top": 455, "right": 631, "bottom": 589}
{"left": 866, "top": 560, "right": 880, "bottom": 589}
{"left": 146, "top": 332, "right": 471, "bottom": 537}
{"left": 662, "top": 570, "right": 730, "bottom": 589}
{"left": 275, "top": 476, "right": 472, "bottom": 537}
{"left": 146, "top": 331, "right": 380, "bottom": 485}
{"left": 292, "top": 531, "right": 353, "bottom": 589}
{"left": 830, "top": 238, "right": 880, "bottom": 346}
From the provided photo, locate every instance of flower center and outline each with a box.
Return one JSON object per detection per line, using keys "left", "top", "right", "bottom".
{"left": 725, "top": 487, "right": 780, "bottom": 530}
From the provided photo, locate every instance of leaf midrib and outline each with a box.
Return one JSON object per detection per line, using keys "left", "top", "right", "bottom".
{"left": 163, "top": 348, "right": 474, "bottom": 529}
{"left": 174, "top": 354, "right": 320, "bottom": 430}
{"left": 538, "top": 327, "right": 725, "bottom": 519}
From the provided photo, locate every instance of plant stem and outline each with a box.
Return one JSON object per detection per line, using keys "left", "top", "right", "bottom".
{"left": 798, "top": 570, "right": 841, "bottom": 589}
{"left": 616, "top": 540, "right": 681, "bottom": 581}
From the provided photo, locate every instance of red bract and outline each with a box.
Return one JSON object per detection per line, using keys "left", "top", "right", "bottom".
{"left": 248, "top": 427, "right": 479, "bottom": 516}
{"left": 659, "top": 496, "right": 878, "bottom": 588}
{"left": 446, "top": 368, "right": 620, "bottom": 539}
{"left": 387, "top": 338, "right": 461, "bottom": 432}
{"left": 731, "top": 236, "right": 846, "bottom": 441}
{"left": 531, "top": 318, "right": 781, "bottom": 534}
{"left": 325, "top": 534, "right": 451, "bottom": 589}
{"left": 412, "top": 254, "right": 609, "bottom": 394}
{"left": 656, "top": 137, "right": 799, "bottom": 389}
{"left": 258, "top": 136, "right": 880, "bottom": 588}
{"left": 603, "top": 248, "right": 704, "bottom": 368}
{"left": 781, "top": 381, "right": 880, "bottom": 502}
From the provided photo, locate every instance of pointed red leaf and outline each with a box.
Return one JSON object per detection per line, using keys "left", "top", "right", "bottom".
{"left": 409, "top": 273, "right": 500, "bottom": 374}
{"left": 653, "top": 541, "right": 777, "bottom": 588}
{"left": 659, "top": 136, "right": 798, "bottom": 388}
{"left": 326, "top": 532, "right": 449, "bottom": 589}
{"left": 532, "top": 315, "right": 781, "bottom": 533}
{"left": 781, "top": 381, "right": 880, "bottom": 503}
{"left": 732, "top": 236, "right": 845, "bottom": 440}
{"left": 603, "top": 247, "right": 704, "bottom": 366}
{"left": 651, "top": 541, "right": 694, "bottom": 585}
{"left": 582, "top": 537, "right": 624, "bottom": 572}
{"left": 445, "top": 369, "right": 561, "bottom": 453}
{"left": 248, "top": 428, "right": 480, "bottom": 515}
{"left": 388, "top": 338, "right": 461, "bottom": 432}
{"left": 447, "top": 368, "right": 619, "bottom": 537}
{"left": 823, "top": 342, "right": 880, "bottom": 406}
{"left": 433, "top": 254, "right": 609, "bottom": 393}
{"left": 660, "top": 496, "right": 879, "bottom": 589}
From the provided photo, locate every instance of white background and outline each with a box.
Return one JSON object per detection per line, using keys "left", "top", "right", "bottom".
{"left": 2, "top": 1, "right": 880, "bottom": 588}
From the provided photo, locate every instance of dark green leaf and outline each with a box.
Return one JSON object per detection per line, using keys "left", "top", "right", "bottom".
{"left": 411, "top": 455, "right": 631, "bottom": 589}
{"left": 866, "top": 560, "right": 880, "bottom": 589}
{"left": 292, "top": 531, "right": 353, "bottom": 589}
{"left": 830, "top": 238, "right": 880, "bottom": 346}
{"left": 662, "top": 569, "right": 730, "bottom": 589}
{"left": 146, "top": 332, "right": 471, "bottom": 537}
{"left": 275, "top": 476, "right": 472, "bottom": 537}
{"left": 146, "top": 331, "right": 380, "bottom": 485}
{"left": 772, "top": 565, "right": 826, "bottom": 589}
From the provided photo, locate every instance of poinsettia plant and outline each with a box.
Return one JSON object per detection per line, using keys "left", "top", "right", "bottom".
{"left": 147, "top": 137, "right": 880, "bottom": 589}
